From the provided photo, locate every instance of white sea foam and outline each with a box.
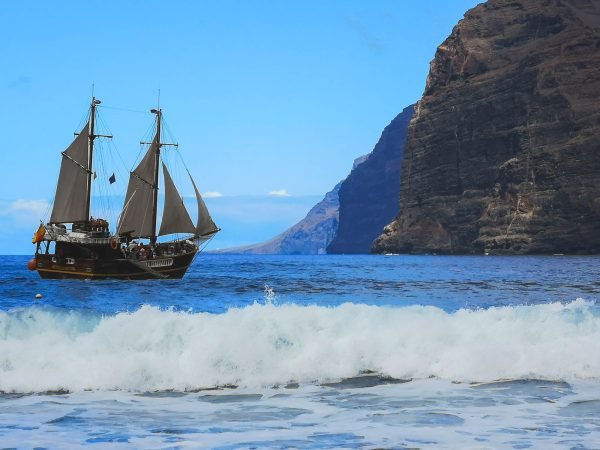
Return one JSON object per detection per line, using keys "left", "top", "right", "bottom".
{"left": 1, "top": 299, "right": 599, "bottom": 392}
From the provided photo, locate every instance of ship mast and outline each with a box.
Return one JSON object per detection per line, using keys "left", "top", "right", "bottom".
{"left": 84, "top": 97, "right": 112, "bottom": 222}
{"left": 150, "top": 108, "right": 161, "bottom": 244}
{"left": 85, "top": 97, "right": 99, "bottom": 221}
{"left": 147, "top": 107, "right": 178, "bottom": 244}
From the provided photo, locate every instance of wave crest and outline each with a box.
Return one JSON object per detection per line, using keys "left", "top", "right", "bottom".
{"left": 1, "top": 300, "right": 599, "bottom": 392}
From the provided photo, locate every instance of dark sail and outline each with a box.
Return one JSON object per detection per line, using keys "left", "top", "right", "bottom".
{"left": 50, "top": 123, "right": 90, "bottom": 223}
{"left": 188, "top": 170, "right": 219, "bottom": 238}
{"left": 117, "top": 138, "right": 158, "bottom": 237}
{"left": 158, "top": 163, "right": 195, "bottom": 236}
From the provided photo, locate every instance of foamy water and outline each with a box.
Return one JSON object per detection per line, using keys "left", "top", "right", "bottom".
{"left": 1, "top": 254, "right": 599, "bottom": 448}
{"left": 1, "top": 299, "right": 599, "bottom": 393}
{"left": 1, "top": 379, "right": 599, "bottom": 448}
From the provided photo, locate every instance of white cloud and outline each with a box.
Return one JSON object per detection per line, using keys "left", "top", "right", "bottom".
{"left": 268, "top": 189, "right": 290, "bottom": 197}
{"left": 7, "top": 199, "right": 50, "bottom": 218}
{"left": 203, "top": 191, "right": 223, "bottom": 198}
{"left": 0, "top": 199, "right": 50, "bottom": 231}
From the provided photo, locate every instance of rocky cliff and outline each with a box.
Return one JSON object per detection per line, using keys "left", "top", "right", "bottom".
{"left": 328, "top": 105, "right": 414, "bottom": 253}
{"left": 374, "top": 0, "right": 600, "bottom": 255}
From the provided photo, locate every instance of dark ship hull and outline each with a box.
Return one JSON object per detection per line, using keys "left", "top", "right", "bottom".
{"left": 35, "top": 240, "right": 197, "bottom": 280}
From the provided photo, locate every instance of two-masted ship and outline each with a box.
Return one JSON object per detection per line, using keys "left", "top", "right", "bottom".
{"left": 29, "top": 97, "right": 219, "bottom": 279}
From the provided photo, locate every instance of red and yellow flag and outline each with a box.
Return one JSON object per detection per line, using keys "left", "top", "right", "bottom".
{"left": 32, "top": 224, "right": 46, "bottom": 244}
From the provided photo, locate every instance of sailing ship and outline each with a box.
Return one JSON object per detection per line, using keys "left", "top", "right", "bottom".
{"left": 29, "top": 97, "right": 219, "bottom": 279}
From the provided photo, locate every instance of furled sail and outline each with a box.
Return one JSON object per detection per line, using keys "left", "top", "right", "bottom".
{"left": 50, "top": 123, "right": 90, "bottom": 223}
{"left": 158, "top": 163, "right": 195, "bottom": 236}
{"left": 188, "top": 170, "right": 219, "bottom": 238}
{"left": 117, "top": 138, "right": 158, "bottom": 237}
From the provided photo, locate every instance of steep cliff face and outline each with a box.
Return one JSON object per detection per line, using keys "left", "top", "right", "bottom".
{"left": 374, "top": 0, "right": 600, "bottom": 255}
{"left": 327, "top": 105, "right": 414, "bottom": 254}
{"left": 223, "top": 183, "right": 341, "bottom": 254}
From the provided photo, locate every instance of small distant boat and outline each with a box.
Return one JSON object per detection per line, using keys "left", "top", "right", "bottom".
{"left": 30, "top": 97, "right": 219, "bottom": 279}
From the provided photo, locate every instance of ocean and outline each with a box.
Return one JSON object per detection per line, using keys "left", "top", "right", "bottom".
{"left": 1, "top": 254, "right": 599, "bottom": 449}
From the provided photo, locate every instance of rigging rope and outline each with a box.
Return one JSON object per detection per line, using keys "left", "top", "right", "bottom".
{"left": 99, "top": 104, "right": 151, "bottom": 115}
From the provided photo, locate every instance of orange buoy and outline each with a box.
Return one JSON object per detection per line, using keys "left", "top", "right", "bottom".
{"left": 27, "top": 258, "right": 37, "bottom": 271}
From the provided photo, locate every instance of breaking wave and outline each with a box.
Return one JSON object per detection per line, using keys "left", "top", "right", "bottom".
{"left": 1, "top": 299, "right": 599, "bottom": 392}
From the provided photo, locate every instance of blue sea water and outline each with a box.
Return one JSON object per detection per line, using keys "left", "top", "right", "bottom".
{"left": 1, "top": 254, "right": 600, "bottom": 448}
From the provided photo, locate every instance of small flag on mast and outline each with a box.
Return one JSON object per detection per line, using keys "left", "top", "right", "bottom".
{"left": 109, "top": 173, "right": 116, "bottom": 184}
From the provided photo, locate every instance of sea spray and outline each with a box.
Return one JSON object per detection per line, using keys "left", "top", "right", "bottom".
{"left": 0, "top": 300, "right": 599, "bottom": 393}
{"left": 263, "top": 284, "right": 276, "bottom": 305}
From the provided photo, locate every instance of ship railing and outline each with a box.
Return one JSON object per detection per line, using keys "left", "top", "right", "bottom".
{"left": 43, "top": 231, "right": 124, "bottom": 246}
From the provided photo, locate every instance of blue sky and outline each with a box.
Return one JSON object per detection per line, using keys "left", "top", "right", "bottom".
{"left": 1, "top": 0, "right": 481, "bottom": 254}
